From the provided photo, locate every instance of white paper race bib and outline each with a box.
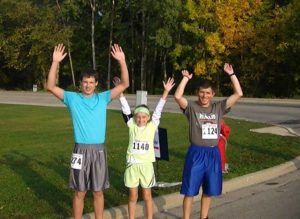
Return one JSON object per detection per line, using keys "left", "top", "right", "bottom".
{"left": 131, "top": 140, "right": 150, "bottom": 154}
{"left": 71, "top": 153, "right": 83, "bottom": 170}
{"left": 202, "top": 123, "right": 218, "bottom": 139}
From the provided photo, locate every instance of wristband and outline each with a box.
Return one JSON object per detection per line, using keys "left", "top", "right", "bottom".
{"left": 229, "top": 73, "right": 235, "bottom": 77}
{"left": 183, "top": 76, "right": 190, "bottom": 80}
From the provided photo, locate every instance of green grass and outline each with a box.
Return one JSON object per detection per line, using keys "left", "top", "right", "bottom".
{"left": 0, "top": 104, "right": 299, "bottom": 218}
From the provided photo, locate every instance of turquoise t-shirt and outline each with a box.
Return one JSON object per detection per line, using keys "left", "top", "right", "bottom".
{"left": 63, "top": 90, "right": 111, "bottom": 144}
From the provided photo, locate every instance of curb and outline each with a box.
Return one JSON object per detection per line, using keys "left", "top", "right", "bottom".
{"left": 80, "top": 156, "right": 300, "bottom": 219}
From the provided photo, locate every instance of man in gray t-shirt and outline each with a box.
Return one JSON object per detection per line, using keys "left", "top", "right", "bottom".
{"left": 174, "top": 63, "right": 243, "bottom": 219}
{"left": 185, "top": 99, "right": 228, "bottom": 147}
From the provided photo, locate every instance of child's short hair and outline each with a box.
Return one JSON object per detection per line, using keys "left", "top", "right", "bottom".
{"left": 80, "top": 69, "right": 99, "bottom": 82}
{"left": 134, "top": 104, "right": 150, "bottom": 116}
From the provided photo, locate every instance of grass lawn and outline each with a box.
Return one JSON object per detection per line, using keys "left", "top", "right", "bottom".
{"left": 0, "top": 104, "right": 299, "bottom": 218}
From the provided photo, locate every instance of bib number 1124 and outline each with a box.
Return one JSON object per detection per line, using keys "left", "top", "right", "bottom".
{"left": 202, "top": 123, "right": 218, "bottom": 139}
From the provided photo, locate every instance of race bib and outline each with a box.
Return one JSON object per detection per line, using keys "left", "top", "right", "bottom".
{"left": 131, "top": 140, "right": 150, "bottom": 154}
{"left": 71, "top": 153, "right": 83, "bottom": 170}
{"left": 202, "top": 123, "right": 218, "bottom": 139}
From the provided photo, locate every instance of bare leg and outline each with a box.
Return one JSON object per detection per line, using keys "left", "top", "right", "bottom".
{"left": 200, "top": 193, "right": 211, "bottom": 219}
{"left": 73, "top": 191, "right": 86, "bottom": 219}
{"left": 128, "top": 187, "right": 138, "bottom": 219}
{"left": 93, "top": 191, "right": 104, "bottom": 219}
{"left": 183, "top": 196, "right": 194, "bottom": 219}
{"left": 142, "top": 188, "right": 153, "bottom": 219}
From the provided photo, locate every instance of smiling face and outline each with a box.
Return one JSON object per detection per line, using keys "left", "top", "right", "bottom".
{"left": 134, "top": 112, "right": 150, "bottom": 127}
{"left": 81, "top": 76, "right": 98, "bottom": 97}
{"left": 196, "top": 79, "right": 216, "bottom": 107}
{"left": 197, "top": 86, "right": 215, "bottom": 107}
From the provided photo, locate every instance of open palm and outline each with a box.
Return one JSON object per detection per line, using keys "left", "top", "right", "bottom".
{"left": 111, "top": 44, "right": 125, "bottom": 62}
{"left": 163, "top": 77, "right": 175, "bottom": 92}
{"left": 53, "top": 44, "right": 67, "bottom": 62}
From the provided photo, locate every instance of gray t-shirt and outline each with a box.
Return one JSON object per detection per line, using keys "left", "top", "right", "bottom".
{"left": 184, "top": 99, "right": 229, "bottom": 147}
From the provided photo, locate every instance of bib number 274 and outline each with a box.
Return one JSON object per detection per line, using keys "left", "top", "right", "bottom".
{"left": 71, "top": 153, "right": 83, "bottom": 170}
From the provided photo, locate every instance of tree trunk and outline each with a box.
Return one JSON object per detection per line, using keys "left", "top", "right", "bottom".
{"left": 163, "top": 49, "right": 167, "bottom": 81}
{"left": 41, "top": 65, "right": 47, "bottom": 90}
{"left": 149, "top": 48, "right": 157, "bottom": 93}
{"left": 129, "top": 0, "right": 135, "bottom": 93}
{"left": 68, "top": 41, "right": 75, "bottom": 86}
{"left": 140, "top": 9, "right": 146, "bottom": 90}
{"left": 90, "top": 0, "right": 96, "bottom": 70}
{"left": 130, "top": 61, "right": 135, "bottom": 93}
{"left": 56, "top": 0, "right": 75, "bottom": 86}
{"left": 107, "top": 0, "right": 115, "bottom": 89}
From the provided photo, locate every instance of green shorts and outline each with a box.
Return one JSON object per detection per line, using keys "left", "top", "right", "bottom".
{"left": 124, "top": 162, "right": 156, "bottom": 188}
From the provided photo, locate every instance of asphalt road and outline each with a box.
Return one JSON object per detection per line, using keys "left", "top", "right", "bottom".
{"left": 143, "top": 169, "right": 300, "bottom": 219}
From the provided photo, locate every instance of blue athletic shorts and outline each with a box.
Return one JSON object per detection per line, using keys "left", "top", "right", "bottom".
{"left": 180, "top": 144, "right": 222, "bottom": 196}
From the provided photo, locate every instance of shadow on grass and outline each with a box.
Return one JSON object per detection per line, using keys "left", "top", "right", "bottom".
{"left": 104, "top": 164, "right": 127, "bottom": 205}
{"left": 3, "top": 150, "right": 71, "bottom": 218}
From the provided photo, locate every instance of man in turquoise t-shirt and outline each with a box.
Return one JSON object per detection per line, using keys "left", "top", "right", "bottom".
{"left": 47, "top": 43, "right": 129, "bottom": 219}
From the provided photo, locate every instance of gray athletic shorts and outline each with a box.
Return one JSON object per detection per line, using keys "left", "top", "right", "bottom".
{"left": 69, "top": 143, "right": 110, "bottom": 192}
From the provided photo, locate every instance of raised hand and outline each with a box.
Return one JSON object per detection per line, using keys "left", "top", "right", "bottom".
{"left": 110, "top": 43, "right": 129, "bottom": 99}
{"left": 52, "top": 44, "right": 67, "bottom": 63}
{"left": 112, "top": 76, "right": 121, "bottom": 87}
{"left": 181, "top": 70, "right": 193, "bottom": 80}
{"left": 112, "top": 76, "right": 124, "bottom": 97}
{"left": 163, "top": 77, "right": 175, "bottom": 93}
{"left": 224, "top": 63, "right": 234, "bottom": 75}
{"left": 111, "top": 44, "right": 125, "bottom": 62}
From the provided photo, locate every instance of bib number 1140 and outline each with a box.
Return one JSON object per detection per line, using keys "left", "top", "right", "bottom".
{"left": 132, "top": 141, "right": 149, "bottom": 154}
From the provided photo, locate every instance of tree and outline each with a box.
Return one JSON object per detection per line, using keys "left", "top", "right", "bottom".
{"left": 230, "top": 0, "right": 300, "bottom": 97}
{"left": 170, "top": 0, "right": 223, "bottom": 79}
{"left": 106, "top": 0, "right": 115, "bottom": 89}
{"left": 0, "top": 0, "right": 72, "bottom": 89}
{"left": 215, "top": 0, "right": 263, "bottom": 95}
{"left": 55, "top": 0, "right": 78, "bottom": 87}
{"left": 150, "top": 0, "right": 181, "bottom": 92}
{"left": 90, "top": 0, "right": 99, "bottom": 71}
{"left": 124, "top": 0, "right": 181, "bottom": 92}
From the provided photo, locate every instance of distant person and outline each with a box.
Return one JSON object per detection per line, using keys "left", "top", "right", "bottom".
{"left": 47, "top": 43, "right": 129, "bottom": 219}
{"left": 114, "top": 77, "right": 175, "bottom": 219}
{"left": 174, "top": 63, "right": 243, "bottom": 219}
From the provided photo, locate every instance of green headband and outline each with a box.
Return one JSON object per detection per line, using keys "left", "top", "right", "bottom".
{"left": 134, "top": 106, "right": 150, "bottom": 116}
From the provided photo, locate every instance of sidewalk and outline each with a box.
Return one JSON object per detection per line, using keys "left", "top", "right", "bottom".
{"left": 79, "top": 156, "right": 300, "bottom": 219}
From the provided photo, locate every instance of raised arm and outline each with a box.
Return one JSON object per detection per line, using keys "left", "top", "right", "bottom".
{"left": 161, "top": 77, "right": 175, "bottom": 100}
{"left": 223, "top": 63, "right": 243, "bottom": 109}
{"left": 113, "top": 76, "right": 132, "bottom": 123}
{"left": 119, "top": 95, "right": 133, "bottom": 124}
{"left": 47, "top": 44, "right": 67, "bottom": 100}
{"left": 174, "top": 70, "right": 193, "bottom": 110}
{"left": 112, "top": 76, "right": 124, "bottom": 98}
{"left": 110, "top": 44, "right": 129, "bottom": 99}
{"left": 152, "top": 77, "right": 175, "bottom": 126}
